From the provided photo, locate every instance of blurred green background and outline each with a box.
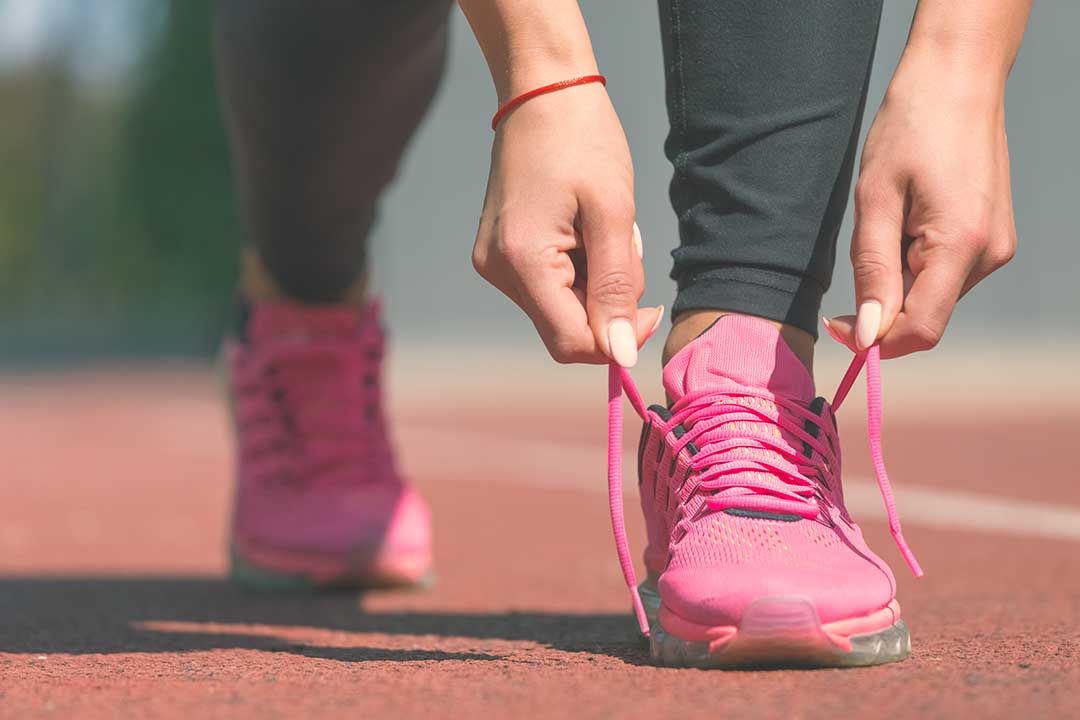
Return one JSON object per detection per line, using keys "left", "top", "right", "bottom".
{"left": 0, "top": 0, "right": 234, "bottom": 359}
{"left": 1, "top": 0, "right": 1077, "bottom": 364}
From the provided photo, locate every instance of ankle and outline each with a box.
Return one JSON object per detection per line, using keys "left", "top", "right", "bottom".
{"left": 663, "top": 310, "right": 815, "bottom": 373}
{"left": 240, "top": 247, "right": 369, "bottom": 308}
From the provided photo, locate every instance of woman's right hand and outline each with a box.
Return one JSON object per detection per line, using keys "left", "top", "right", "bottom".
{"left": 471, "top": 81, "right": 662, "bottom": 367}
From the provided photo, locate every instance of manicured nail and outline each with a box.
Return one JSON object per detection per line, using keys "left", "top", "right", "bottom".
{"left": 607, "top": 318, "right": 638, "bottom": 368}
{"left": 646, "top": 305, "right": 665, "bottom": 341}
{"left": 632, "top": 222, "right": 643, "bottom": 259}
{"left": 821, "top": 316, "right": 836, "bottom": 340}
{"left": 822, "top": 316, "right": 845, "bottom": 345}
{"left": 855, "top": 300, "right": 881, "bottom": 351}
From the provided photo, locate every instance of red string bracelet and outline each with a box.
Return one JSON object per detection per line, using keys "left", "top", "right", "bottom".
{"left": 491, "top": 74, "right": 606, "bottom": 131}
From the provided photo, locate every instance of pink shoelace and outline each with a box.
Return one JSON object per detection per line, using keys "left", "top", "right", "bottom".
{"left": 607, "top": 345, "right": 924, "bottom": 636}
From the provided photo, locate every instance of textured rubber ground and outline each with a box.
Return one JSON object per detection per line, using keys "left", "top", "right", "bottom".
{"left": 228, "top": 546, "right": 434, "bottom": 593}
{"left": 3, "top": 368, "right": 1078, "bottom": 718}
{"left": 639, "top": 582, "right": 910, "bottom": 669}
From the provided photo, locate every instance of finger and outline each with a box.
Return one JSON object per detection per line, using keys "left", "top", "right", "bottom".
{"left": 572, "top": 288, "right": 664, "bottom": 347}
{"left": 640, "top": 304, "right": 664, "bottom": 345}
{"left": 850, "top": 180, "right": 906, "bottom": 350}
{"left": 959, "top": 259, "right": 993, "bottom": 300}
{"left": 877, "top": 248, "right": 969, "bottom": 359}
{"left": 959, "top": 238, "right": 1016, "bottom": 299}
{"left": 525, "top": 264, "right": 661, "bottom": 365}
{"left": 821, "top": 315, "right": 857, "bottom": 352}
{"left": 824, "top": 262, "right": 916, "bottom": 350}
{"left": 529, "top": 282, "right": 607, "bottom": 363}
{"left": 579, "top": 192, "right": 643, "bottom": 367}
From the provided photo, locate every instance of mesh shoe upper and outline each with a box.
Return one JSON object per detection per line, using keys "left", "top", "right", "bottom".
{"left": 227, "top": 301, "right": 430, "bottom": 571}
{"left": 620, "top": 315, "right": 916, "bottom": 629}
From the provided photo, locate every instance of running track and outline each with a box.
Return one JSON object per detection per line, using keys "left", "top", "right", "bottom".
{"left": 0, "top": 346, "right": 1077, "bottom": 719}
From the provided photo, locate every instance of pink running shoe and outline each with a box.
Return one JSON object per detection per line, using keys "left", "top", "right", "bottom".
{"left": 606, "top": 315, "right": 922, "bottom": 668}
{"left": 225, "top": 300, "right": 431, "bottom": 590}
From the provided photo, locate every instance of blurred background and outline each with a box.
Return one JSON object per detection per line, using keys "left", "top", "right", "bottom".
{"left": 1, "top": 4, "right": 1078, "bottom": 714}
{"left": 0, "top": 0, "right": 1076, "bottom": 364}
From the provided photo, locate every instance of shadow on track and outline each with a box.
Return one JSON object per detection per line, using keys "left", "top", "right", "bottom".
{"left": 0, "top": 577, "right": 648, "bottom": 665}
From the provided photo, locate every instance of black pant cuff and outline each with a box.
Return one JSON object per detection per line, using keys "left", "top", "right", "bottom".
{"left": 671, "top": 268, "right": 825, "bottom": 339}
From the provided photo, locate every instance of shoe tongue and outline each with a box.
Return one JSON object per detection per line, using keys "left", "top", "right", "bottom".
{"left": 663, "top": 315, "right": 815, "bottom": 403}
{"left": 246, "top": 301, "right": 376, "bottom": 343}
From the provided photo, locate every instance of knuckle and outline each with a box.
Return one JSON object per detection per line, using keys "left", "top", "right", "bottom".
{"left": 493, "top": 229, "right": 528, "bottom": 265}
{"left": 485, "top": 209, "right": 531, "bottom": 265}
{"left": 590, "top": 268, "right": 637, "bottom": 305}
{"left": 549, "top": 348, "right": 574, "bottom": 365}
{"left": 470, "top": 242, "right": 489, "bottom": 277}
{"left": 910, "top": 321, "right": 943, "bottom": 351}
{"left": 548, "top": 336, "right": 584, "bottom": 365}
{"left": 953, "top": 218, "right": 989, "bottom": 247}
{"left": 588, "top": 189, "right": 635, "bottom": 224}
{"left": 985, "top": 239, "right": 1016, "bottom": 269}
{"left": 851, "top": 247, "right": 893, "bottom": 281}
{"left": 854, "top": 177, "right": 889, "bottom": 210}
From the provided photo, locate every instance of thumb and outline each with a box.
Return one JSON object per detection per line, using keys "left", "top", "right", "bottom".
{"left": 849, "top": 182, "right": 905, "bottom": 350}
{"left": 580, "top": 193, "right": 643, "bottom": 367}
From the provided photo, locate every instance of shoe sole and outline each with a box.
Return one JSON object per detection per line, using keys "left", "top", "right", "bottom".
{"left": 639, "top": 582, "right": 910, "bottom": 669}
{"left": 229, "top": 546, "right": 434, "bottom": 593}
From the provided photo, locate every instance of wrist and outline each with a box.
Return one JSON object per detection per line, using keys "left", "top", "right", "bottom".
{"left": 888, "top": 42, "right": 1006, "bottom": 112}
{"left": 496, "top": 48, "right": 600, "bottom": 105}
{"left": 459, "top": 0, "right": 601, "bottom": 105}
{"left": 898, "top": 29, "right": 1010, "bottom": 94}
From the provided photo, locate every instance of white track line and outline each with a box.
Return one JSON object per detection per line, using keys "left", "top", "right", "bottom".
{"left": 842, "top": 482, "right": 1080, "bottom": 542}
{"left": 402, "top": 425, "right": 1080, "bottom": 543}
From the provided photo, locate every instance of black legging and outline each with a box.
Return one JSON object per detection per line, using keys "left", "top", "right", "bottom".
{"left": 214, "top": 0, "right": 882, "bottom": 338}
{"left": 214, "top": 0, "right": 454, "bottom": 303}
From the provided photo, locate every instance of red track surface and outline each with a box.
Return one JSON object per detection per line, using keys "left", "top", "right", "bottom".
{"left": 0, "top": 368, "right": 1077, "bottom": 719}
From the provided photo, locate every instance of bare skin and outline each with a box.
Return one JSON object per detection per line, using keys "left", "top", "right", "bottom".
{"left": 459, "top": 0, "right": 661, "bottom": 368}
{"left": 664, "top": 311, "right": 815, "bottom": 373}
{"left": 237, "top": 1, "right": 1032, "bottom": 375}
{"left": 241, "top": 247, "right": 368, "bottom": 308}
{"left": 825, "top": 0, "right": 1032, "bottom": 357}
{"left": 460, "top": 0, "right": 1031, "bottom": 374}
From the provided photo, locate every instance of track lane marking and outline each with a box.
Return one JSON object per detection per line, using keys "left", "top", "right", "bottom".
{"left": 402, "top": 425, "right": 1080, "bottom": 543}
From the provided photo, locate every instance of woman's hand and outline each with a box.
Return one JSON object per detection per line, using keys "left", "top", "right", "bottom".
{"left": 826, "top": 50, "right": 1017, "bottom": 358}
{"left": 472, "top": 82, "right": 662, "bottom": 366}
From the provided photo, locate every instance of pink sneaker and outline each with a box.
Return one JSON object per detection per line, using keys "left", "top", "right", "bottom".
{"left": 225, "top": 300, "right": 431, "bottom": 590}
{"left": 606, "top": 315, "right": 922, "bottom": 668}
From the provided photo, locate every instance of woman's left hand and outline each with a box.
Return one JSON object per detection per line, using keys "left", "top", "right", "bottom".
{"left": 826, "top": 50, "right": 1018, "bottom": 358}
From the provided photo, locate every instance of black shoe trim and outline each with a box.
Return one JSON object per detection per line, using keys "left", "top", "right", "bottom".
{"left": 723, "top": 507, "right": 803, "bottom": 522}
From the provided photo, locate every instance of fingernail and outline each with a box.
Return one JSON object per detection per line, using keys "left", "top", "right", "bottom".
{"left": 821, "top": 316, "right": 843, "bottom": 345}
{"left": 632, "top": 222, "right": 643, "bottom": 259}
{"left": 646, "top": 305, "right": 665, "bottom": 341}
{"left": 855, "top": 300, "right": 881, "bottom": 351}
{"left": 607, "top": 318, "right": 638, "bottom": 368}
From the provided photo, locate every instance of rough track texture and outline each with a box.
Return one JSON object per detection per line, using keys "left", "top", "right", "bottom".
{"left": 0, "top": 369, "right": 1077, "bottom": 719}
